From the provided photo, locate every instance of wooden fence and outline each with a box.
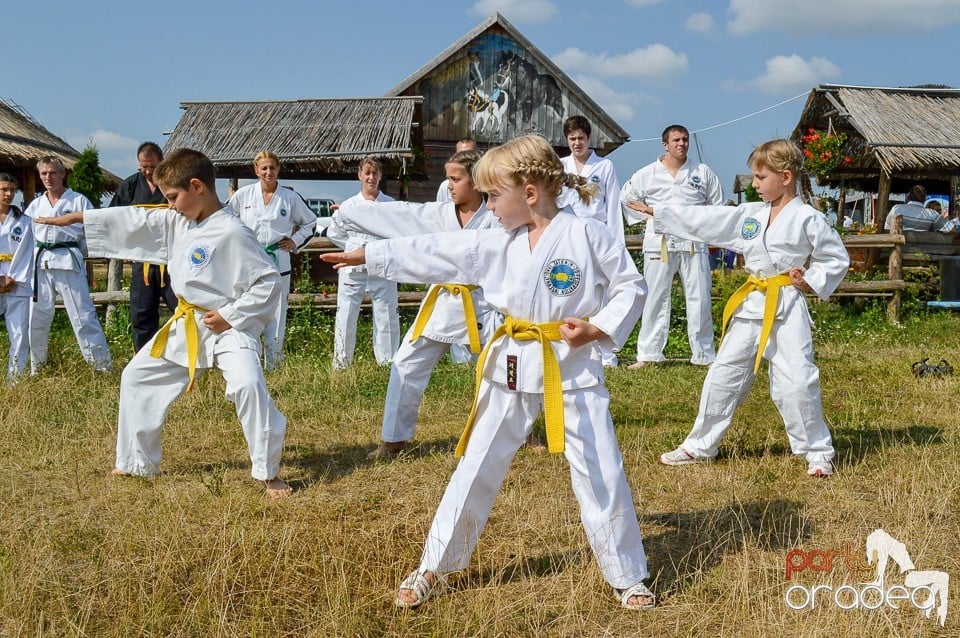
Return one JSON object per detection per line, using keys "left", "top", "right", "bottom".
{"left": 87, "top": 217, "right": 911, "bottom": 322}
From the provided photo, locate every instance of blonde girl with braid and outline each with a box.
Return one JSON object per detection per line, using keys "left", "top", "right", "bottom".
{"left": 323, "top": 134, "right": 654, "bottom": 610}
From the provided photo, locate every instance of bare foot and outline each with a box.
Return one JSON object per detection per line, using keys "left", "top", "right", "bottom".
{"left": 110, "top": 468, "right": 130, "bottom": 477}
{"left": 263, "top": 477, "right": 293, "bottom": 499}
{"left": 366, "top": 440, "right": 407, "bottom": 460}
{"left": 525, "top": 432, "right": 546, "bottom": 452}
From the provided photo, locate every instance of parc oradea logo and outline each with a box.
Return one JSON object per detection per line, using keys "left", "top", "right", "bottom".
{"left": 785, "top": 528, "right": 948, "bottom": 626}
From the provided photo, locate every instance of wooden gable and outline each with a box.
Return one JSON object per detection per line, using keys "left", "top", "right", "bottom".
{"left": 387, "top": 13, "right": 628, "bottom": 155}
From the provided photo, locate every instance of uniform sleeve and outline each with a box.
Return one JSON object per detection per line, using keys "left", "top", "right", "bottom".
{"left": 654, "top": 204, "right": 747, "bottom": 252}
{"left": 588, "top": 230, "right": 645, "bottom": 348}
{"left": 7, "top": 217, "right": 34, "bottom": 285}
{"left": 325, "top": 210, "right": 349, "bottom": 249}
{"left": 619, "top": 170, "right": 649, "bottom": 227}
{"left": 602, "top": 165, "right": 625, "bottom": 244}
{"left": 801, "top": 213, "right": 850, "bottom": 300}
{"left": 702, "top": 166, "right": 724, "bottom": 206}
{"left": 336, "top": 200, "right": 442, "bottom": 238}
{"left": 288, "top": 193, "right": 317, "bottom": 250}
{"left": 365, "top": 230, "right": 482, "bottom": 285}
{"left": 216, "top": 267, "right": 283, "bottom": 335}
{"left": 83, "top": 206, "right": 174, "bottom": 263}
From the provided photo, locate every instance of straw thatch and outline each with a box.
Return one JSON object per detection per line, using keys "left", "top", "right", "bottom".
{"left": 0, "top": 98, "right": 121, "bottom": 191}
{"left": 164, "top": 97, "right": 423, "bottom": 180}
{"left": 792, "top": 84, "right": 960, "bottom": 190}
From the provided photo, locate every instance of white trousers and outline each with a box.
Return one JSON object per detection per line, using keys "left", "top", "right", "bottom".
{"left": 262, "top": 273, "right": 290, "bottom": 371}
{"left": 636, "top": 251, "right": 715, "bottom": 365}
{"left": 0, "top": 294, "right": 29, "bottom": 382}
{"left": 680, "top": 311, "right": 834, "bottom": 465}
{"left": 419, "top": 382, "right": 649, "bottom": 589}
{"left": 30, "top": 268, "right": 112, "bottom": 373}
{"left": 381, "top": 333, "right": 451, "bottom": 443}
{"left": 333, "top": 269, "right": 400, "bottom": 369}
{"left": 115, "top": 331, "right": 287, "bottom": 480}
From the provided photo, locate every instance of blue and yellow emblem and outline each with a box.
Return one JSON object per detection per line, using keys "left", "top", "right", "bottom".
{"left": 741, "top": 217, "right": 761, "bottom": 240}
{"left": 543, "top": 258, "right": 582, "bottom": 297}
{"left": 188, "top": 243, "right": 212, "bottom": 271}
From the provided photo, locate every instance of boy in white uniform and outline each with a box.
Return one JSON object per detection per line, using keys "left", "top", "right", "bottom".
{"left": 330, "top": 156, "right": 399, "bottom": 369}
{"left": 36, "top": 148, "right": 292, "bottom": 498}
{"left": 26, "top": 157, "right": 112, "bottom": 374}
{"left": 559, "top": 115, "right": 624, "bottom": 367}
{"left": 0, "top": 174, "right": 33, "bottom": 382}
{"left": 329, "top": 150, "right": 500, "bottom": 459}
{"left": 324, "top": 134, "right": 654, "bottom": 611}
{"left": 620, "top": 125, "right": 722, "bottom": 368}
{"left": 229, "top": 151, "right": 317, "bottom": 370}
{"left": 629, "top": 139, "right": 849, "bottom": 478}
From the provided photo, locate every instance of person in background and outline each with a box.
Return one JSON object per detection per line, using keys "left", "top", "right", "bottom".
{"left": 884, "top": 185, "right": 944, "bottom": 232}
{"left": 27, "top": 157, "right": 112, "bottom": 373}
{"left": 0, "top": 173, "right": 33, "bottom": 382}
{"left": 329, "top": 157, "right": 400, "bottom": 370}
{"left": 559, "top": 115, "right": 624, "bottom": 367}
{"left": 110, "top": 142, "right": 176, "bottom": 352}
{"left": 229, "top": 151, "right": 316, "bottom": 370}
{"left": 620, "top": 124, "right": 723, "bottom": 370}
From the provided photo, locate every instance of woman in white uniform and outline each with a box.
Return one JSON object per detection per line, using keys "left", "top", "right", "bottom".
{"left": 0, "top": 173, "right": 33, "bottom": 382}
{"left": 229, "top": 151, "right": 317, "bottom": 370}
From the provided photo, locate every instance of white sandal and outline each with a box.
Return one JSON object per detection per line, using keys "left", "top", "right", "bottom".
{"left": 615, "top": 581, "right": 656, "bottom": 610}
{"left": 395, "top": 569, "right": 445, "bottom": 608}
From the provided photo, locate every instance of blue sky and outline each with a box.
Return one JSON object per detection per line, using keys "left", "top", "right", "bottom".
{"left": 7, "top": 0, "right": 960, "bottom": 203}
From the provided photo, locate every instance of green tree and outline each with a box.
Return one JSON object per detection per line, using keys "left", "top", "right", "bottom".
{"left": 66, "top": 144, "right": 107, "bottom": 208}
{"left": 744, "top": 183, "right": 761, "bottom": 203}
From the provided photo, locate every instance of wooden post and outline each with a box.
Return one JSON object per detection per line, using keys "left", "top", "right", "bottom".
{"left": 836, "top": 185, "right": 847, "bottom": 230}
{"left": 22, "top": 167, "right": 36, "bottom": 204}
{"left": 876, "top": 170, "right": 892, "bottom": 232}
{"left": 887, "top": 214, "right": 903, "bottom": 324}
{"left": 227, "top": 177, "right": 238, "bottom": 198}
{"left": 105, "top": 259, "right": 124, "bottom": 324}
{"left": 951, "top": 174, "right": 959, "bottom": 218}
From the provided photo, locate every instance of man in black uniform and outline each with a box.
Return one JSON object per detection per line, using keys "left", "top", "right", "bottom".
{"left": 109, "top": 142, "right": 177, "bottom": 351}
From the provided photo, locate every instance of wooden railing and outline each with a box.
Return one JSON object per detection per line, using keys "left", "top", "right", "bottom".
{"left": 88, "top": 218, "right": 909, "bottom": 322}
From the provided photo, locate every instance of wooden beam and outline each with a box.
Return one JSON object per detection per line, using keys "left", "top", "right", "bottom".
{"left": 876, "top": 170, "right": 892, "bottom": 231}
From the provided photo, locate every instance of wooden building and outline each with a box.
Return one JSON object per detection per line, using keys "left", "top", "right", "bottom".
{"left": 163, "top": 97, "right": 423, "bottom": 197}
{"left": 791, "top": 84, "right": 960, "bottom": 229}
{"left": 0, "top": 98, "right": 120, "bottom": 202}
{"left": 386, "top": 12, "right": 630, "bottom": 201}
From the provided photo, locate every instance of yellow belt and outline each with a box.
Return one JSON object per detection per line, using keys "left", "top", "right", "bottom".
{"left": 456, "top": 316, "right": 566, "bottom": 457}
{"left": 0, "top": 253, "right": 12, "bottom": 262}
{"left": 410, "top": 284, "right": 482, "bottom": 354}
{"left": 720, "top": 273, "right": 793, "bottom": 374}
{"left": 659, "top": 235, "right": 696, "bottom": 262}
{"left": 150, "top": 296, "right": 210, "bottom": 392}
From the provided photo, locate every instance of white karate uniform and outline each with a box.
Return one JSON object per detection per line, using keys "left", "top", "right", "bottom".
{"left": 364, "top": 209, "right": 650, "bottom": 589}
{"left": 654, "top": 197, "right": 849, "bottom": 465}
{"left": 560, "top": 150, "right": 625, "bottom": 366}
{"left": 434, "top": 180, "right": 472, "bottom": 363}
{"left": 229, "top": 182, "right": 317, "bottom": 370}
{"left": 436, "top": 180, "right": 452, "bottom": 203}
{"left": 26, "top": 189, "right": 111, "bottom": 373}
{"left": 0, "top": 209, "right": 33, "bottom": 382}
{"left": 620, "top": 158, "right": 723, "bottom": 365}
{"left": 83, "top": 204, "right": 286, "bottom": 480}
{"left": 329, "top": 191, "right": 399, "bottom": 369}
{"left": 329, "top": 198, "right": 500, "bottom": 444}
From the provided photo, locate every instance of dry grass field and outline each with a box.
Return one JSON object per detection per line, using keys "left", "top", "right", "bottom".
{"left": 2, "top": 300, "right": 959, "bottom": 637}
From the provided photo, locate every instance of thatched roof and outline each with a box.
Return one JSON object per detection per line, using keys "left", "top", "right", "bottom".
{"left": 791, "top": 84, "right": 960, "bottom": 190}
{"left": 0, "top": 98, "right": 120, "bottom": 188}
{"left": 386, "top": 12, "right": 629, "bottom": 154}
{"left": 164, "top": 97, "right": 423, "bottom": 180}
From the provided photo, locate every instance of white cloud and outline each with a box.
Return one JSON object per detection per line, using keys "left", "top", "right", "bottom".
{"left": 468, "top": 0, "right": 557, "bottom": 23}
{"left": 570, "top": 75, "right": 662, "bottom": 124}
{"left": 685, "top": 12, "right": 714, "bottom": 33}
{"left": 737, "top": 54, "right": 841, "bottom": 94}
{"left": 626, "top": 0, "right": 664, "bottom": 6}
{"left": 65, "top": 129, "right": 139, "bottom": 180}
{"left": 728, "top": 0, "right": 960, "bottom": 34}
{"left": 554, "top": 44, "right": 688, "bottom": 79}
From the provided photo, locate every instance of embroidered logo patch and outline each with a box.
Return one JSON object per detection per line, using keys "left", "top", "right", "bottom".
{"left": 741, "top": 218, "right": 762, "bottom": 240}
{"left": 188, "top": 244, "right": 212, "bottom": 271}
{"left": 506, "top": 355, "right": 517, "bottom": 390}
{"left": 543, "top": 258, "right": 582, "bottom": 296}
{"left": 280, "top": 208, "right": 288, "bottom": 217}
{"left": 11, "top": 226, "right": 22, "bottom": 241}
{"left": 590, "top": 175, "right": 600, "bottom": 184}
{"left": 690, "top": 175, "right": 703, "bottom": 190}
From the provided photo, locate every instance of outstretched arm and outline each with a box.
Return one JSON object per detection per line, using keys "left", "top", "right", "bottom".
{"left": 35, "top": 211, "right": 85, "bottom": 226}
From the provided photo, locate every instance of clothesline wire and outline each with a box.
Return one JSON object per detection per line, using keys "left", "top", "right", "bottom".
{"left": 626, "top": 90, "right": 810, "bottom": 143}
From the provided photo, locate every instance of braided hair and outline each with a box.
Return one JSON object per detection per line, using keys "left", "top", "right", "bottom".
{"left": 473, "top": 134, "right": 597, "bottom": 205}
